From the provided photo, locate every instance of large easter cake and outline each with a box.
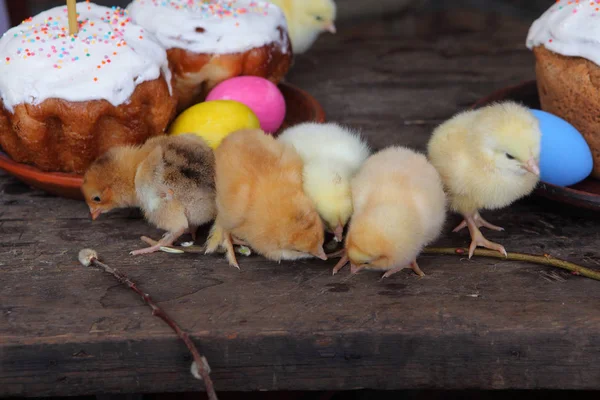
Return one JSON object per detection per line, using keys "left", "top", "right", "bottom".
{"left": 526, "top": 0, "right": 600, "bottom": 179}
{"left": 0, "top": 2, "right": 176, "bottom": 174}
{"left": 127, "top": 0, "right": 293, "bottom": 111}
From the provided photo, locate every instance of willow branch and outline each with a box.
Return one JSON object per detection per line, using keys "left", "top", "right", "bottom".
{"left": 422, "top": 247, "right": 600, "bottom": 281}
{"left": 78, "top": 249, "right": 218, "bottom": 400}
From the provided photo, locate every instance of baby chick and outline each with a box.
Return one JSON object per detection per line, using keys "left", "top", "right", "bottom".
{"left": 268, "top": 0, "right": 337, "bottom": 54}
{"left": 427, "top": 101, "right": 541, "bottom": 259}
{"left": 205, "top": 128, "right": 327, "bottom": 269}
{"left": 332, "top": 146, "right": 446, "bottom": 279}
{"left": 277, "top": 122, "right": 370, "bottom": 241}
{"left": 82, "top": 134, "right": 216, "bottom": 255}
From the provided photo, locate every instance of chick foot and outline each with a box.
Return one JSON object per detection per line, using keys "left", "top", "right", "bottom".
{"left": 466, "top": 217, "right": 507, "bottom": 259}
{"left": 222, "top": 233, "right": 240, "bottom": 270}
{"left": 332, "top": 254, "right": 366, "bottom": 275}
{"left": 188, "top": 225, "right": 199, "bottom": 242}
{"left": 332, "top": 253, "right": 349, "bottom": 275}
{"left": 205, "top": 224, "right": 240, "bottom": 269}
{"left": 381, "top": 260, "right": 425, "bottom": 279}
{"left": 453, "top": 212, "right": 504, "bottom": 233}
{"left": 231, "top": 236, "right": 250, "bottom": 247}
{"left": 327, "top": 248, "right": 346, "bottom": 259}
{"left": 130, "top": 228, "right": 185, "bottom": 255}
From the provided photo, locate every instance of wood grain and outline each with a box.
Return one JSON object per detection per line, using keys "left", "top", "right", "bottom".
{"left": 1, "top": 10, "right": 600, "bottom": 396}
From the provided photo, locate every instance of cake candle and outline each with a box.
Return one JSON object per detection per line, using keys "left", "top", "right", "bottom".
{"left": 67, "top": 0, "right": 79, "bottom": 35}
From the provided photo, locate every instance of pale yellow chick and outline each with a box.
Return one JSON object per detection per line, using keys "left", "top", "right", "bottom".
{"left": 82, "top": 134, "right": 216, "bottom": 255}
{"left": 277, "top": 122, "right": 371, "bottom": 241}
{"left": 268, "top": 0, "right": 337, "bottom": 54}
{"left": 205, "top": 129, "right": 327, "bottom": 269}
{"left": 332, "top": 146, "right": 446, "bottom": 279}
{"left": 427, "top": 101, "right": 541, "bottom": 259}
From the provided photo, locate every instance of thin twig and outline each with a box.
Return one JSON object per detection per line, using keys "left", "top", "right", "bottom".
{"left": 78, "top": 249, "right": 218, "bottom": 400}
{"left": 422, "top": 247, "right": 600, "bottom": 281}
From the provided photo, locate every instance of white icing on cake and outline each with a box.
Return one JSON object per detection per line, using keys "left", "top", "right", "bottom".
{"left": 0, "top": 2, "right": 172, "bottom": 112}
{"left": 526, "top": 0, "right": 600, "bottom": 66}
{"left": 126, "top": 0, "right": 290, "bottom": 54}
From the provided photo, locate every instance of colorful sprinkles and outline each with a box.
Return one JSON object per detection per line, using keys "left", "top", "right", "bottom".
{"left": 130, "top": 0, "right": 271, "bottom": 19}
{"left": 1, "top": 1, "right": 145, "bottom": 82}
{"left": 527, "top": 0, "right": 600, "bottom": 47}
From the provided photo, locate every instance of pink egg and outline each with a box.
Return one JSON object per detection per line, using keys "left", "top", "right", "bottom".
{"left": 206, "top": 76, "right": 286, "bottom": 134}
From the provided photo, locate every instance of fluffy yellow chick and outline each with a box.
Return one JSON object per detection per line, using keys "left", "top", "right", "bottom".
{"left": 427, "top": 101, "right": 541, "bottom": 259}
{"left": 277, "top": 122, "right": 371, "bottom": 241}
{"left": 268, "top": 0, "right": 337, "bottom": 54}
{"left": 332, "top": 146, "right": 446, "bottom": 279}
{"left": 82, "top": 134, "right": 216, "bottom": 255}
{"left": 205, "top": 128, "right": 327, "bottom": 269}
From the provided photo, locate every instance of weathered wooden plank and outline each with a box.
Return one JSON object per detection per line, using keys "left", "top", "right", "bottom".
{"left": 1, "top": 10, "right": 600, "bottom": 396}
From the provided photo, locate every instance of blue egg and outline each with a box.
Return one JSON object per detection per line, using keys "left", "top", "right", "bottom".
{"left": 530, "top": 109, "right": 593, "bottom": 187}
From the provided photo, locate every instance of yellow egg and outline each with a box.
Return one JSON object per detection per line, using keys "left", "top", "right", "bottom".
{"left": 168, "top": 100, "right": 261, "bottom": 149}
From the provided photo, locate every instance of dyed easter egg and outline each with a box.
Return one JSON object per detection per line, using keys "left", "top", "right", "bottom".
{"left": 169, "top": 100, "right": 261, "bottom": 149}
{"left": 206, "top": 76, "right": 286, "bottom": 133}
{"left": 531, "top": 109, "right": 593, "bottom": 187}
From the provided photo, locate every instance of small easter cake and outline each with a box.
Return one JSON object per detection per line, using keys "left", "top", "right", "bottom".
{"left": 0, "top": 2, "right": 176, "bottom": 174}
{"left": 127, "top": 0, "right": 292, "bottom": 111}
{"left": 526, "top": 0, "right": 600, "bottom": 179}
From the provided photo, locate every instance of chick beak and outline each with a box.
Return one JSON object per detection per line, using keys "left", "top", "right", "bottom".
{"left": 325, "top": 23, "right": 336, "bottom": 34}
{"left": 313, "top": 246, "right": 328, "bottom": 261}
{"left": 333, "top": 224, "right": 344, "bottom": 242}
{"left": 522, "top": 158, "right": 540, "bottom": 176}
{"left": 350, "top": 263, "right": 364, "bottom": 274}
{"left": 90, "top": 208, "right": 102, "bottom": 221}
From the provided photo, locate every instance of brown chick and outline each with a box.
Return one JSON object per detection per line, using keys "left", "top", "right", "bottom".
{"left": 205, "top": 128, "right": 328, "bottom": 269}
{"left": 82, "top": 134, "right": 216, "bottom": 255}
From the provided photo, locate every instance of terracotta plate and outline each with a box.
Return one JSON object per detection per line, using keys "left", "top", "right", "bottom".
{"left": 472, "top": 80, "right": 600, "bottom": 211}
{"left": 0, "top": 83, "right": 326, "bottom": 201}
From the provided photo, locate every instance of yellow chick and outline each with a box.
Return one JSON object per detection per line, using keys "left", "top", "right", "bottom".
{"left": 268, "top": 0, "right": 337, "bottom": 54}
{"left": 332, "top": 146, "right": 446, "bottom": 279}
{"left": 427, "top": 101, "right": 541, "bottom": 259}
{"left": 277, "top": 122, "right": 371, "bottom": 241}
{"left": 82, "top": 134, "right": 216, "bottom": 255}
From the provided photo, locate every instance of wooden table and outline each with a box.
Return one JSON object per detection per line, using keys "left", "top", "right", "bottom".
{"left": 2, "top": 10, "right": 600, "bottom": 397}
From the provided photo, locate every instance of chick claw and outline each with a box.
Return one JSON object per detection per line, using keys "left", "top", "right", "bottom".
{"left": 467, "top": 225, "right": 508, "bottom": 259}
{"left": 130, "top": 229, "right": 184, "bottom": 256}
{"left": 223, "top": 233, "right": 240, "bottom": 270}
{"left": 381, "top": 260, "right": 425, "bottom": 280}
{"left": 332, "top": 254, "right": 349, "bottom": 275}
{"left": 453, "top": 212, "right": 505, "bottom": 233}
{"left": 205, "top": 225, "right": 240, "bottom": 270}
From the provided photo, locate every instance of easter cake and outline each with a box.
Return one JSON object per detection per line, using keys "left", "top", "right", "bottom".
{"left": 526, "top": 0, "right": 600, "bottom": 179}
{"left": 127, "top": 0, "right": 293, "bottom": 111}
{"left": 0, "top": 2, "right": 177, "bottom": 174}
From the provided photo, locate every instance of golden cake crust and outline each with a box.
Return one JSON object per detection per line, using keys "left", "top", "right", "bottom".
{"left": 167, "top": 34, "right": 293, "bottom": 112}
{"left": 0, "top": 76, "right": 177, "bottom": 175}
{"left": 533, "top": 45, "right": 600, "bottom": 179}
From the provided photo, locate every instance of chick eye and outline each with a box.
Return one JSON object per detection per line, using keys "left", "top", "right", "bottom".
{"left": 92, "top": 196, "right": 101, "bottom": 203}
{"left": 505, "top": 153, "right": 515, "bottom": 160}
{"left": 315, "top": 15, "right": 324, "bottom": 21}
